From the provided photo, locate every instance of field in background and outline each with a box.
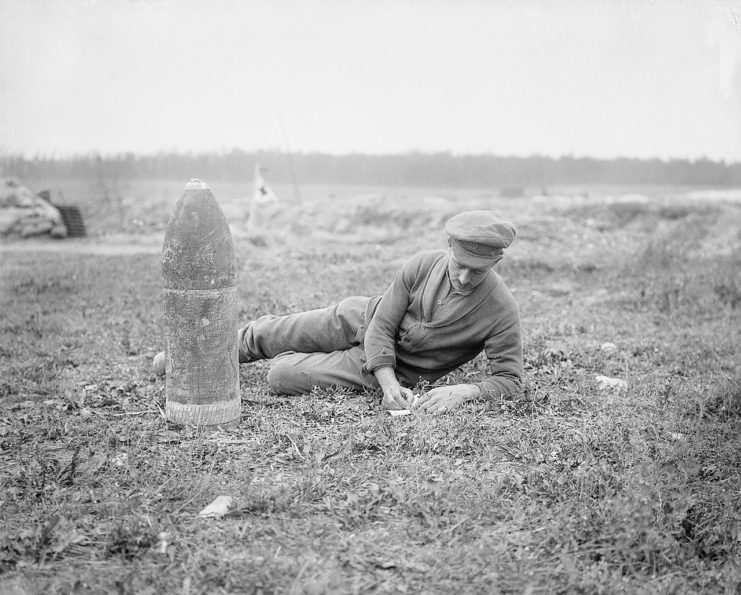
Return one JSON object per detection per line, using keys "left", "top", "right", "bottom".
{"left": 1, "top": 179, "right": 740, "bottom": 593}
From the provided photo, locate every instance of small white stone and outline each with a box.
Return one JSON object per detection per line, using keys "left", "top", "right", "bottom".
{"left": 600, "top": 342, "right": 618, "bottom": 355}
{"left": 199, "top": 495, "right": 233, "bottom": 518}
{"left": 595, "top": 375, "right": 627, "bottom": 390}
{"left": 112, "top": 453, "right": 128, "bottom": 467}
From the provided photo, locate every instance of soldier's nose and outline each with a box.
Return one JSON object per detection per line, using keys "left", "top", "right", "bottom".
{"left": 459, "top": 269, "right": 471, "bottom": 285}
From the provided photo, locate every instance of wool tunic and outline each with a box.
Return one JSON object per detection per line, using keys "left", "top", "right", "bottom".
{"left": 362, "top": 250, "right": 522, "bottom": 397}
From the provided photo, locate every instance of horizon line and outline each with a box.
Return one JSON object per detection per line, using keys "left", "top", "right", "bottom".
{"left": 2, "top": 149, "right": 740, "bottom": 166}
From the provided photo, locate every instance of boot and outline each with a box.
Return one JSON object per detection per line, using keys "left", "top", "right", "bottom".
{"left": 152, "top": 351, "right": 166, "bottom": 376}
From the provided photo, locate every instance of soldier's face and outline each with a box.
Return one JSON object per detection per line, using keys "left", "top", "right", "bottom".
{"left": 447, "top": 251, "right": 496, "bottom": 291}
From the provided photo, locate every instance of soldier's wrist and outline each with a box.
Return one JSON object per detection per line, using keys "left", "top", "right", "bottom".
{"left": 374, "top": 366, "right": 399, "bottom": 391}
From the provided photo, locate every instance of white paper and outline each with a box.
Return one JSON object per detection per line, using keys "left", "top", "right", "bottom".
{"left": 198, "top": 495, "right": 233, "bottom": 518}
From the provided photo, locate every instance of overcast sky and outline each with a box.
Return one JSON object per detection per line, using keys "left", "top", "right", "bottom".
{"left": 1, "top": 0, "right": 740, "bottom": 161}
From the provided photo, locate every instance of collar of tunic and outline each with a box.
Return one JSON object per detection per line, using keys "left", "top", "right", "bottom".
{"left": 421, "top": 254, "right": 496, "bottom": 327}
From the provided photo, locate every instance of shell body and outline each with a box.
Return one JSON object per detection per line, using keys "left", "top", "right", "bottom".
{"left": 162, "top": 179, "right": 240, "bottom": 428}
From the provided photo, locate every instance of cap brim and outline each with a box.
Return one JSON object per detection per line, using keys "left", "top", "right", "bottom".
{"left": 450, "top": 242, "right": 502, "bottom": 269}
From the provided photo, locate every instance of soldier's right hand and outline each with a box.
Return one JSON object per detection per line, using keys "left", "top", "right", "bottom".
{"left": 381, "top": 385, "right": 414, "bottom": 410}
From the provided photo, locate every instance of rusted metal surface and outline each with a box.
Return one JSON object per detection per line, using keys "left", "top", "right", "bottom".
{"left": 162, "top": 179, "right": 240, "bottom": 429}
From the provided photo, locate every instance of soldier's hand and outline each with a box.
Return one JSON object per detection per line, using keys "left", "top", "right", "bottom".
{"left": 381, "top": 385, "right": 414, "bottom": 410}
{"left": 413, "top": 384, "right": 480, "bottom": 414}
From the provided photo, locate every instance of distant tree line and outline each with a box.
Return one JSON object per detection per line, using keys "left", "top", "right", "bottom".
{"left": 2, "top": 150, "right": 740, "bottom": 187}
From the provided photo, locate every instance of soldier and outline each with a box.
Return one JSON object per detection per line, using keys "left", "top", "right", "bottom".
{"left": 234, "top": 210, "right": 522, "bottom": 414}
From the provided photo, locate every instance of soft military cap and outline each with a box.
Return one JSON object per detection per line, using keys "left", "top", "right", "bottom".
{"left": 445, "top": 210, "right": 516, "bottom": 268}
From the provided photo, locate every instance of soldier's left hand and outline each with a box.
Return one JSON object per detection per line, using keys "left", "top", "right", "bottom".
{"left": 413, "top": 384, "right": 480, "bottom": 414}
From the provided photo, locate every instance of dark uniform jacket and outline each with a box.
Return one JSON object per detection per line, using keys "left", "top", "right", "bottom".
{"left": 362, "top": 250, "right": 522, "bottom": 397}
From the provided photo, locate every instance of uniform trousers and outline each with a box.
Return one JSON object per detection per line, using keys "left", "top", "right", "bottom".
{"left": 238, "top": 296, "right": 381, "bottom": 395}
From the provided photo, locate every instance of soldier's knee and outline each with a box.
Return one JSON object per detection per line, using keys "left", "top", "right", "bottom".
{"left": 335, "top": 296, "right": 368, "bottom": 323}
{"left": 267, "top": 355, "right": 311, "bottom": 395}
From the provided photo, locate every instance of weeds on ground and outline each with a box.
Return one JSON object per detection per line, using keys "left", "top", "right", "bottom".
{"left": 1, "top": 194, "right": 740, "bottom": 593}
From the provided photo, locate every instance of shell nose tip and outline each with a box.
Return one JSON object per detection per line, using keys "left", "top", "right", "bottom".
{"left": 185, "top": 178, "right": 210, "bottom": 190}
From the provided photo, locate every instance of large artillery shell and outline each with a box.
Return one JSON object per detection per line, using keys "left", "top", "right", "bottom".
{"left": 162, "top": 179, "right": 240, "bottom": 428}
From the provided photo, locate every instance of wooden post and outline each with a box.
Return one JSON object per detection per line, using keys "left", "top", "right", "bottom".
{"left": 162, "top": 179, "right": 240, "bottom": 429}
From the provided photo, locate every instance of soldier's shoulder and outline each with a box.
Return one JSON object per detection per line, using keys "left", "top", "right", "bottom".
{"left": 487, "top": 272, "right": 518, "bottom": 304}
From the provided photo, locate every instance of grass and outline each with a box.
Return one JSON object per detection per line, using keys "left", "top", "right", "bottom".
{"left": 1, "top": 180, "right": 740, "bottom": 593}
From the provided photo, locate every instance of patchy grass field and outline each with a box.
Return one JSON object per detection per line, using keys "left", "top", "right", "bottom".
{"left": 1, "top": 180, "right": 740, "bottom": 594}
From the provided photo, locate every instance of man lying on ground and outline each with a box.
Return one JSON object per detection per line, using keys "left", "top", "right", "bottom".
{"left": 156, "top": 211, "right": 522, "bottom": 414}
